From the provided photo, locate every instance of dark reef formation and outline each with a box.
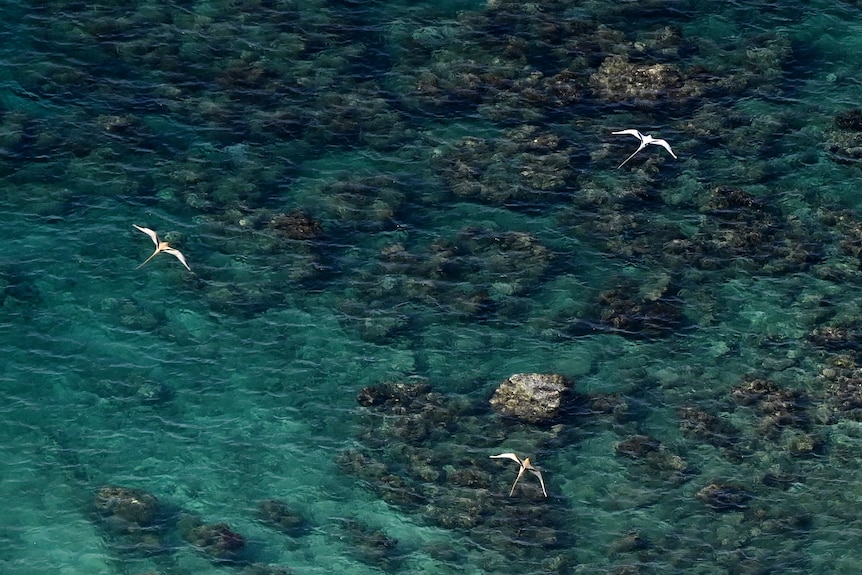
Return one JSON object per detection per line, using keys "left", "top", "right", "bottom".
{"left": 341, "top": 378, "right": 575, "bottom": 567}
{"left": 10, "top": 0, "right": 810, "bottom": 341}
{"left": 92, "top": 486, "right": 167, "bottom": 555}
{"left": 696, "top": 482, "right": 752, "bottom": 512}
{"left": 818, "top": 354, "right": 862, "bottom": 422}
{"left": 730, "top": 377, "right": 813, "bottom": 440}
{"left": 257, "top": 498, "right": 312, "bottom": 538}
{"left": 14, "top": 0, "right": 862, "bottom": 573}
{"left": 431, "top": 126, "right": 577, "bottom": 206}
{"left": 93, "top": 485, "right": 163, "bottom": 533}
{"left": 335, "top": 517, "right": 404, "bottom": 572}
{"left": 826, "top": 108, "right": 862, "bottom": 163}
{"left": 678, "top": 405, "right": 742, "bottom": 452}
{"left": 178, "top": 514, "right": 247, "bottom": 563}
{"left": 615, "top": 435, "right": 692, "bottom": 483}
{"left": 336, "top": 225, "right": 554, "bottom": 341}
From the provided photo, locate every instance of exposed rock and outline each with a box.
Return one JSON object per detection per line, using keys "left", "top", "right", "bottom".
{"left": 490, "top": 373, "right": 571, "bottom": 423}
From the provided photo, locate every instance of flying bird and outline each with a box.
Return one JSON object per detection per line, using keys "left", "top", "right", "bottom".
{"left": 490, "top": 452, "right": 547, "bottom": 497}
{"left": 612, "top": 129, "right": 677, "bottom": 168}
{"left": 133, "top": 224, "right": 191, "bottom": 271}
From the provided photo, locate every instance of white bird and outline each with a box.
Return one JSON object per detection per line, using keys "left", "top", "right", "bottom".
{"left": 133, "top": 224, "right": 191, "bottom": 271}
{"left": 490, "top": 452, "right": 547, "bottom": 497}
{"left": 612, "top": 129, "right": 677, "bottom": 168}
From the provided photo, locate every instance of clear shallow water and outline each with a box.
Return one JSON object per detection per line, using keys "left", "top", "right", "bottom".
{"left": 4, "top": 0, "right": 862, "bottom": 573}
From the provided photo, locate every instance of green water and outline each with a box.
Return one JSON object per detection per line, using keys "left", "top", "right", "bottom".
{"left": 4, "top": 0, "right": 862, "bottom": 573}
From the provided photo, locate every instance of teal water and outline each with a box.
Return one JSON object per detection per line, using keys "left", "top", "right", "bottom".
{"left": 4, "top": 0, "right": 862, "bottom": 573}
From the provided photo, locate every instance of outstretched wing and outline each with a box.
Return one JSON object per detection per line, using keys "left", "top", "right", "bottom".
{"left": 163, "top": 248, "right": 191, "bottom": 271}
{"left": 617, "top": 142, "right": 646, "bottom": 169}
{"left": 652, "top": 138, "right": 678, "bottom": 159}
{"left": 527, "top": 468, "right": 548, "bottom": 497}
{"left": 490, "top": 452, "right": 523, "bottom": 465}
{"left": 135, "top": 248, "right": 161, "bottom": 270}
{"left": 509, "top": 465, "right": 527, "bottom": 496}
{"left": 133, "top": 224, "right": 160, "bottom": 247}
{"left": 611, "top": 129, "right": 644, "bottom": 140}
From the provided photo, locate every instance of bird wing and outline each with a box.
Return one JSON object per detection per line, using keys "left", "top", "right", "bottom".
{"left": 490, "top": 453, "right": 523, "bottom": 465}
{"left": 612, "top": 129, "right": 644, "bottom": 140}
{"left": 133, "top": 225, "right": 160, "bottom": 247}
{"left": 509, "top": 464, "right": 527, "bottom": 496}
{"left": 652, "top": 138, "right": 678, "bottom": 159}
{"left": 617, "top": 142, "right": 646, "bottom": 169}
{"left": 527, "top": 468, "right": 548, "bottom": 497}
{"left": 163, "top": 248, "right": 191, "bottom": 271}
{"left": 135, "top": 248, "right": 161, "bottom": 270}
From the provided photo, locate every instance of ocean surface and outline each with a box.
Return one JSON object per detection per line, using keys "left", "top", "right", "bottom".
{"left": 4, "top": 0, "right": 862, "bottom": 573}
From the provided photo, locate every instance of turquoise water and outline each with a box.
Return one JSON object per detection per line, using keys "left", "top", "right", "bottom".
{"left": 4, "top": 0, "right": 862, "bottom": 573}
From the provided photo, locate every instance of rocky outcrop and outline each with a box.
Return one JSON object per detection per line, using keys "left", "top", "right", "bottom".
{"left": 489, "top": 373, "right": 571, "bottom": 423}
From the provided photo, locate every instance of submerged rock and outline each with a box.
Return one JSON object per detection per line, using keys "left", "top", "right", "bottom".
{"left": 356, "top": 380, "right": 435, "bottom": 412}
{"left": 267, "top": 210, "right": 324, "bottom": 240}
{"left": 93, "top": 486, "right": 162, "bottom": 533}
{"left": 92, "top": 485, "right": 166, "bottom": 556}
{"left": 589, "top": 55, "right": 707, "bottom": 106}
{"left": 179, "top": 514, "right": 246, "bottom": 562}
{"left": 345, "top": 378, "right": 573, "bottom": 562}
{"left": 835, "top": 108, "right": 862, "bottom": 131}
{"left": 678, "top": 405, "right": 741, "bottom": 450}
{"left": 241, "top": 565, "right": 293, "bottom": 575}
{"left": 824, "top": 128, "right": 862, "bottom": 163}
{"left": 615, "top": 435, "right": 691, "bottom": 482}
{"left": 608, "top": 529, "right": 652, "bottom": 555}
{"left": 490, "top": 373, "right": 572, "bottom": 423}
{"left": 336, "top": 517, "right": 403, "bottom": 572}
{"left": 730, "top": 377, "right": 811, "bottom": 437}
{"left": 257, "top": 498, "right": 311, "bottom": 537}
{"left": 695, "top": 482, "right": 752, "bottom": 512}
{"left": 572, "top": 281, "right": 684, "bottom": 338}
